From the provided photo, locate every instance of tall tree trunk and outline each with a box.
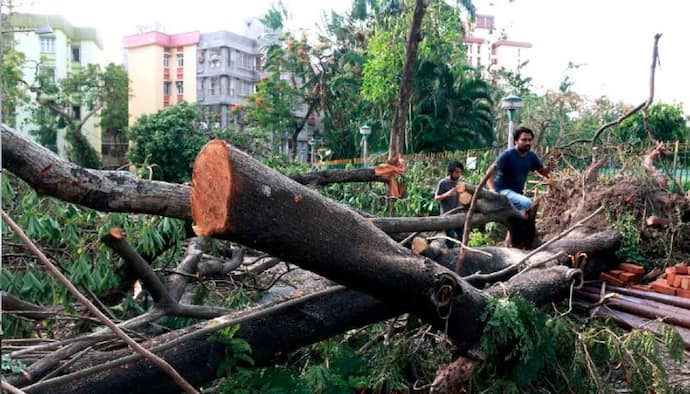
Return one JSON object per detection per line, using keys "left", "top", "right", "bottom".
{"left": 388, "top": 0, "right": 426, "bottom": 163}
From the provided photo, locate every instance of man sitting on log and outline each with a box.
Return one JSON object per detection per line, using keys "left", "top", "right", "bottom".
{"left": 434, "top": 159, "right": 465, "bottom": 248}
{"left": 488, "top": 126, "right": 554, "bottom": 218}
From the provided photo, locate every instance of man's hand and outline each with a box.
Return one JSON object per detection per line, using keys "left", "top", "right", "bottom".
{"left": 546, "top": 156, "right": 557, "bottom": 171}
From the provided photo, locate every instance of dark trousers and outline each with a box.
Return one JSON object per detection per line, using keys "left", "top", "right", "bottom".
{"left": 445, "top": 227, "right": 464, "bottom": 248}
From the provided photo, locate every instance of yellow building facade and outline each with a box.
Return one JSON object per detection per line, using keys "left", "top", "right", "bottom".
{"left": 123, "top": 31, "right": 199, "bottom": 126}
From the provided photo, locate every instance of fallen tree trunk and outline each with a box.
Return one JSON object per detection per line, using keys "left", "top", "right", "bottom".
{"left": 26, "top": 263, "right": 578, "bottom": 394}
{"left": 1, "top": 124, "right": 191, "bottom": 220}
{"left": 189, "top": 140, "right": 585, "bottom": 349}
{"left": 190, "top": 140, "right": 462, "bottom": 333}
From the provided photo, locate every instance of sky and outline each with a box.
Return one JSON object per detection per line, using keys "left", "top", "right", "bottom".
{"left": 14, "top": 0, "right": 690, "bottom": 109}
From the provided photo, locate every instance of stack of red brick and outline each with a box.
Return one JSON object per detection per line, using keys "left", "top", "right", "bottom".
{"left": 599, "top": 263, "right": 645, "bottom": 287}
{"left": 599, "top": 262, "right": 690, "bottom": 298}
{"left": 649, "top": 264, "right": 690, "bottom": 297}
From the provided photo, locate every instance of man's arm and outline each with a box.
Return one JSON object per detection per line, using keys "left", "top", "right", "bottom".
{"left": 434, "top": 184, "right": 455, "bottom": 201}
{"left": 535, "top": 155, "right": 556, "bottom": 178}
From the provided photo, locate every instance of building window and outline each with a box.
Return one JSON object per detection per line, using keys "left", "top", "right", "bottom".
{"left": 210, "top": 77, "right": 218, "bottom": 96}
{"left": 238, "top": 52, "right": 253, "bottom": 70}
{"left": 163, "top": 54, "right": 170, "bottom": 68}
{"left": 475, "top": 15, "right": 495, "bottom": 30}
{"left": 239, "top": 80, "right": 254, "bottom": 96}
{"left": 40, "top": 37, "right": 55, "bottom": 53}
{"left": 163, "top": 81, "right": 171, "bottom": 96}
{"left": 198, "top": 78, "right": 205, "bottom": 96}
{"left": 40, "top": 66, "right": 56, "bottom": 84}
{"left": 177, "top": 53, "right": 184, "bottom": 67}
{"left": 176, "top": 81, "right": 184, "bottom": 95}
{"left": 209, "top": 50, "right": 220, "bottom": 68}
{"left": 71, "top": 46, "right": 81, "bottom": 62}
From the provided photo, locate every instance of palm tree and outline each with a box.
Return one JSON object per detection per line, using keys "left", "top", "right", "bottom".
{"left": 410, "top": 62, "right": 494, "bottom": 152}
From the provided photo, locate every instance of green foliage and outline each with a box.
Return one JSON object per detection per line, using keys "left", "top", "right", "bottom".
{"left": 2, "top": 354, "right": 26, "bottom": 374}
{"left": 411, "top": 64, "right": 495, "bottom": 151}
{"left": 1, "top": 174, "right": 187, "bottom": 337}
{"left": 361, "top": 27, "right": 405, "bottom": 109}
{"left": 99, "top": 63, "right": 129, "bottom": 135}
{"left": 477, "top": 297, "right": 554, "bottom": 388}
{"left": 610, "top": 210, "right": 648, "bottom": 267}
{"left": 219, "top": 324, "right": 453, "bottom": 393}
{"left": 1, "top": 43, "right": 28, "bottom": 127}
{"left": 472, "top": 296, "right": 685, "bottom": 393}
{"left": 28, "top": 63, "right": 128, "bottom": 168}
{"left": 127, "top": 102, "right": 228, "bottom": 183}
{"left": 209, "top": 324, "right": 254, "bottom": 377}
{"left": 617, "top": 103, "right": 690, "bottom": 143}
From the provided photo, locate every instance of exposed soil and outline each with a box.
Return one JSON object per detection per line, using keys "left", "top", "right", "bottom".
{"left": 537, "top": 173, "right": 690, "bottom": 261}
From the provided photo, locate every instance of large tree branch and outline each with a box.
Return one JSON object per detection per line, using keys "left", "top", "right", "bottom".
{"left": 2, "top": 125, "right": 191, "bottom": 219}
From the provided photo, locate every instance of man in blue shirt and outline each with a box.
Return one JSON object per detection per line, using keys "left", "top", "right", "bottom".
{"left": 489, "top": 126, "right": 553, "bottom": 218}
{"left": 434, "top": 159, "right": 465, "bottom": 248}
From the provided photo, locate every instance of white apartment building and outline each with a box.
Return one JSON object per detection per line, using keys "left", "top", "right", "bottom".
{"left": 5, "top": 13, "right": 104, "bottom": 158}
{"left": 464, "top": 13, "right": 531, "bottom": 75}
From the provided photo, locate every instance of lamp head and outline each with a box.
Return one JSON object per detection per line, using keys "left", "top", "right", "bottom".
{"left": 501, "top": 92, "right": 523, "bottom": 110}
{"left": 359, "top": 125, "right": 371, "bottom": 136}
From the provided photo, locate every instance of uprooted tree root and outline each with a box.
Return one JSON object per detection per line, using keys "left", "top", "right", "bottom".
{"left": 538, "top": 172, "right": 690, "bottom": 260}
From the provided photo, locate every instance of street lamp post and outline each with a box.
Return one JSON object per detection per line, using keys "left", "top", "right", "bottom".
{"left": 500, "top": 92, "right": 523, "bottom": 149}
{"left": 359, "top": 124, "right": 371, "bottom": 168}
{"left": 307, "top": 137, "right": 315, "bottom": 165}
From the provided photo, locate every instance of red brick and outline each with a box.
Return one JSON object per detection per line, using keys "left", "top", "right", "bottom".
{"left": 618, "top": 263, "right": 645, "bottom": 274}
{"left": 678, "top": 288, "right": 690, "bottom": 298}
{"left": 666, "top": 268, "right": 677, "bottom": 287}
{"left": 675, "top": 264, "right": 688, "bottom": 275}
{"left": 651, "top": 281, "right": 677, "bottom": 296}
{"left": 682, "top": 277, "right": 690, "bottom": 290}
{"left": 608, "top": 269, "right": 625, "bottom": 278}
{"left": 618, "top": 271, "right": 639, "bottom": 284}
{"left": 672, "top": 276, "right": 683, "bottom": 288}
{"left": 600, "top": 272, "right": 625, "bottom": 286}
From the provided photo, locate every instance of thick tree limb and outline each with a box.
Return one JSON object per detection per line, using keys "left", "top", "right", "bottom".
{"left": 25, "top": 263, "right": 579, "bottom": 393}
{"left": 289, "top": 168, "right": 386, "bottom": 187}
{"left": 191, "top": 140, "right": 462, "bottom": 333}
{"left": 102, "top": 228, "right": 176, "bottom": 307}
{"left": 101, "top": 229, "right": 229, "bottom": 319}
{"left": 197, "top": 248, "right": 245, "bottom": 276}
{"left": 1, "top": 125, "right": 191, "bottom": 219}
{"left": 166, "top": 237, "right": 208, "bottom": 302}
{"left": 1, "top": 291, "right": 58, "bottom": 320}
{"left": 188, "top": 140, "right": 593, "bottom": 352}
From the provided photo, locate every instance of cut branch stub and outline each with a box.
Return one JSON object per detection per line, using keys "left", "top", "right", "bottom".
{"left": 190, "top": 140, "right": 462, "bottom": 325}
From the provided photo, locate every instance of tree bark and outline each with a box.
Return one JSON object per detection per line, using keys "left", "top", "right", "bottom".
{"left": 1, "top": 291, "right": 59, "bottom": 320}
{"left": 26, "top": 262, "right": 579, "bottom": 394}
{"left": 190, "top": 140, "right": 461, "bottom": 331}
{"left": 289, "top": 167, "right": 386, "bottom": 187}
{"left": 1, "top": 124, "right": 191, "bottom": 220}
{"left": 388, "top": 0, "right": 426, "bottom": 162}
